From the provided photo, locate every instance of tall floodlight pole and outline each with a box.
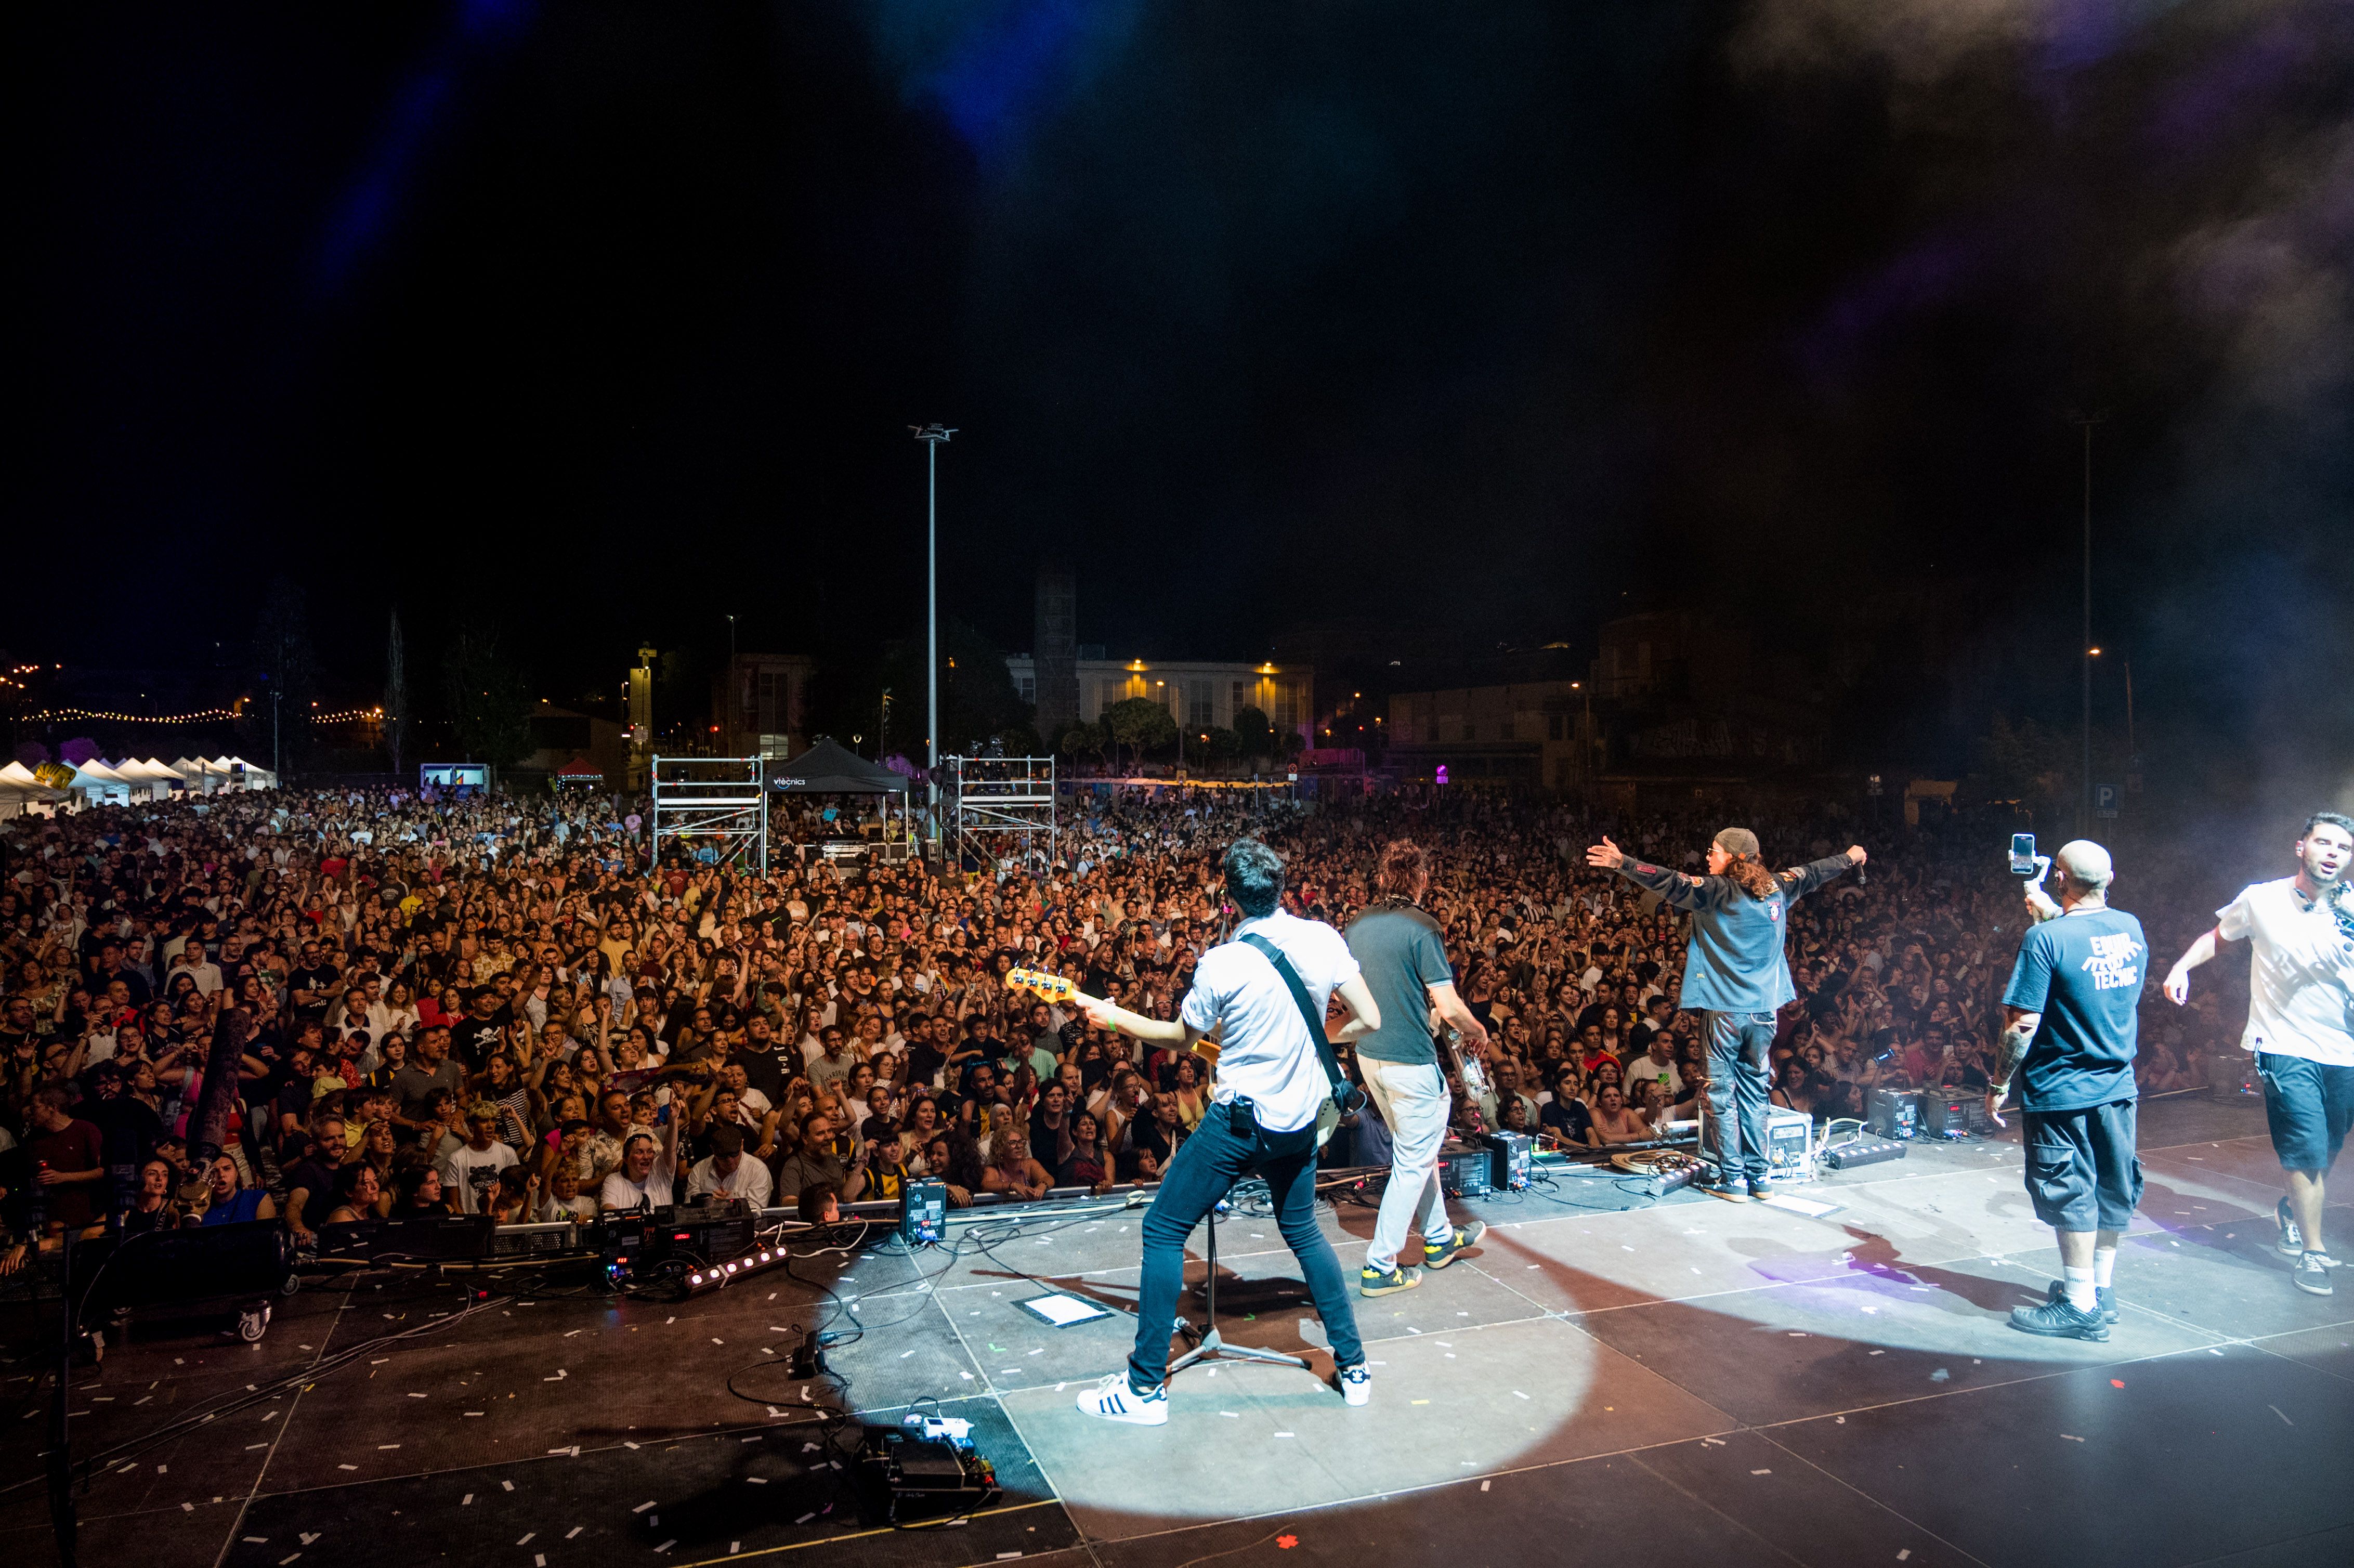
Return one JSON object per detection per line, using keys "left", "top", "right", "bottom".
{"left": 2072, "top": 414, "right": 2103, "bottom": 836}
{"left": 911, "top": 424, "right": 957, "bottom": 847}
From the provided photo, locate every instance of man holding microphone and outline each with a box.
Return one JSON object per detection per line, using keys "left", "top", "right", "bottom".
{"left": 1588, "top": 828, "right": 1863, "bottom": 1200}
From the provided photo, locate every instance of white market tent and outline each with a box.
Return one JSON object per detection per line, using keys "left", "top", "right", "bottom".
{"left": 0, "top": 762, "right": 64, "bottom": 820}
{"left": 67, "top": 758, "right": 134, "bottom": 807}
{"left": 215, "top": 755, "right": 278, "bottom": 790}
{"left": 116, "top": 757, "right": 179, "bottom": 799}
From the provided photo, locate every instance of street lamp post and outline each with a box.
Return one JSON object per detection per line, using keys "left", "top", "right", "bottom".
{"left": 2072, "top": 413, "right": 2104, "bottom": 835}
{"left": 911, "top": 424, "right": 957, "bottom": 847}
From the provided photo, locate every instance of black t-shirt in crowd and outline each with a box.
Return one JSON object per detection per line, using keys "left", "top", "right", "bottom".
{"left": 283, "top": 1156, "right": 340, "bottom": 1231}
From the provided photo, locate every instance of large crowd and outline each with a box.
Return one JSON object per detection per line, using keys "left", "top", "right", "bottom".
{"left": 0, "top": 781, "right": 2252, "bottom": 1273}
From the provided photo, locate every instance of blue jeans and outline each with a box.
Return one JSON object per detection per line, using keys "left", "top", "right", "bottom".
{"left": 1704, "top": 1011, "right": 1776, "bottom": 1182}
{"left": 1128, "top": 1098, "right": 1364, "bottom": 1391}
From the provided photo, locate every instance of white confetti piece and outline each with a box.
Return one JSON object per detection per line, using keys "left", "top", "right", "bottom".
{"left": 182, "top": 1502, "right": 195, "bottom": 1513}
{"left": 2270, "top": 1406, "right": 2294, "bottom": 1427}
{"left": 502, "top": 1480, "right": 515, "bottom": 1492}
{"left": 747, "top": 1477, "right": 767, "bottom": 1485}
{"left": 2060, "top": 1433, "right": 2084, "bottom": 1442}
{"left": 337, "top": 1464, "right": 357, "bottom": 1471}
{"left": 462, "top": 1494, "right": 474, "bottom": 1505}
{"left": 465, "top": 1411, "right": 485, "bottom": 1417}
{"left": 655, "top": 1541, "right": 675, "bottom": 1554}
{"left": 567, "top": 1527, "right": 584, "bottom": 1538}
{"left": 1481, "top": 1480, "right": 1490, "bottom": 1491}
{"left": 794, "top": 1512, "right": 816, "bottom": 1524}
{"left": 1750, "top": 1468, "right": 1771, "bottom": 1476}
{"left": 633, "top": 1500, "right": 658, "bottom": 1513}
{"left": 517, "top": 1533, "right": 535, "bottom": 1546}
{"left": 377, "top": 1444, "right": 400, "bottom": 1450}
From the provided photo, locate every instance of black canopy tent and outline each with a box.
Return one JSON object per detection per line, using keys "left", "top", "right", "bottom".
{"left": 767, "top": 738, "right": 909, "bottom": 794}
{"left": 767, "top": 738, "right": 914, "bottom": 860}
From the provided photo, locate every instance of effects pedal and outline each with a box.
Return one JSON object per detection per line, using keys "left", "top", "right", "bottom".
{"left": 900, "top": 1179, "right": 946, "bottom": 1246}
{"left": 854, "top": 1425, "right": 999, "bottom": 1526}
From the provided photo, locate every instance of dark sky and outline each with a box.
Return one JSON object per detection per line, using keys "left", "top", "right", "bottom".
{"left": 19, "top": 1, "right": 2354, "bottom": 791}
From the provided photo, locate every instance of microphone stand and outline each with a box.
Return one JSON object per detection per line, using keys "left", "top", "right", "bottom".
{"left": 1167, "top": 1198, "right": 1308, "bottom": 1377}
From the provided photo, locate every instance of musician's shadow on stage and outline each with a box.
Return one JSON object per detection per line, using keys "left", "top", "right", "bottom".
{"left": 964, "top": 1255, "right": 1315, "bottom": 1331}
{"left": 1836, "top": 1226, "right": 2024, "bottom": 1313}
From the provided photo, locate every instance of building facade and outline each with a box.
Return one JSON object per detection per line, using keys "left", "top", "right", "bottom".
{"left": 1384, "top": 681, "right": 1597, "bottom": 788}
{"left": 1004, "top": 656, "right": 1314, "bottom": 743}
{"left": 712, "top": 653, "right": 817, "bottom": 762}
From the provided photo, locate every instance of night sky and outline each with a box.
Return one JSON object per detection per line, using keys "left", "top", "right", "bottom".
{"left": 19, "top": 2, "right": 2354, "bottom": 796}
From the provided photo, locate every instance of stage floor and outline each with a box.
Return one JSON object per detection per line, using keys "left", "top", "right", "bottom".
{"left": 8, "top": 1094, "right": 2351, "bottom": 1568}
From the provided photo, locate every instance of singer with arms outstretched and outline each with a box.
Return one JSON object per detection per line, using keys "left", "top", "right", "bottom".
{"left": 1588, "top": 828, "right": 1863, "bottom": 1201}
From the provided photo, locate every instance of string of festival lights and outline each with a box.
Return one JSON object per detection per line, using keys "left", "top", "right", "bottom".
{"left": 25, "top": 704, "right": 387, "bottom": 726}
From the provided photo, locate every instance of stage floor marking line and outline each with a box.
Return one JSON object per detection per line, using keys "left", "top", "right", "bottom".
{"left": 666, "top": 1497, "right": 1063, "bottom": 1568}
{"left": 210, "top": 1270, "right": 363, "bottom": 1568}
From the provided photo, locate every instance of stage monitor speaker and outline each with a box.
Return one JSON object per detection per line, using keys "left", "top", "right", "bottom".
{"left": 1918, "top": 1089, "right": 1975, "bottom": 1139}
{"left": 1481, "top": 1131, "right": 1533, "bottom": 1192}
{"left": 488, "top": 1220, "right": 581, "bottom": 1258}
{"left": 1867, "top": 1088, "right": 1920, "bottom": 1141}
{"left": 1439, "top": 1144, "right": 1493, "bottom": 1198}
{"left": 901, "top": 1179, "right": 946, "bottom": 1246}
{"left": 1698, "top": 1104, "right": 1816, "bottom": 1180}
{"left": 83, "top": 1220, "right": 292, "bottom": 1312}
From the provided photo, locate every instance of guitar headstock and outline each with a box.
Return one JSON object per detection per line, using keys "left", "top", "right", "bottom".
{"left": 1004, "top": 966, "right": 1076, "bottom": 1004}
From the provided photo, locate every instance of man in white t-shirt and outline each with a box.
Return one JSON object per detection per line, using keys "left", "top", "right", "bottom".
{"left": 1067, "top": 838, "right": 1382, "bottom": 1427}
{"left": 686, "top": 1125, "right": 774, "bottom": 1207}
{"left": 2165, "top": 811, "right": 2354, "bottom": 1297}
{"left": 437, "top": 1105, "right": 521, "bottom": 1216}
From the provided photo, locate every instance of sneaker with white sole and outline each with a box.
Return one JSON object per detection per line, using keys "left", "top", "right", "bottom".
{"left": 1359, "top": 1262, "right": 1423, "bottom": 1297}
{"left": 2009, "top": 1297, "right": 2109, "bottom": 1341}
{"left": 2277, "top": 1197, "right": 2305, "bottom": 1258}
{"left": 2045, "top": 1279, "right": 2118, "bottom": 1323}
{"left": 1337, "top": 1362, "right": 1371, "bottom": 1406}
{"left": 2293, "top": 1251, "right": 2335, "bottom": 1297}
{"left": 1422, "top": 1220, "right": 1487, "bottom": 1270}
{"left": 1076, "top": 1372, "right": 1169, "bottom": 1426}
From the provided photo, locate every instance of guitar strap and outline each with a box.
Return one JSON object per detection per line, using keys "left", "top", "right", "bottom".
{"left": 1236, "top": 932, "right": 1366, "bottom": 1115}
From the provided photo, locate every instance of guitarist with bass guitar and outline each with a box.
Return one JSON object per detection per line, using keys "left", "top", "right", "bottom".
{"left": 1063, "top": 837, "right": 1385, "bottom": 1426}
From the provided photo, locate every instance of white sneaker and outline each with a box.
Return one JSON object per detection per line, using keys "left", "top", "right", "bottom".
{"left": 1076, "top": 1372, "right": 1168, "bottom": 1426}
{"left": 1338, "top": 1362, "right": 1370, "bottom": 1407}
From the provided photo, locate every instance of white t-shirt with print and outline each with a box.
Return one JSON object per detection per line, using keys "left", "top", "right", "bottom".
{"left": 2217, "top": 877, "right": 2354, "bottom": 1066}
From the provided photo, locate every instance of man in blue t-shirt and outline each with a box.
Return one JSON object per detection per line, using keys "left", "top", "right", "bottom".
{"left": 1993, "top": 840, "right": 2146, "bottom": 1342}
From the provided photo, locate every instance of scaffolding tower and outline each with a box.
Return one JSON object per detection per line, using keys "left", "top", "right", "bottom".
{"left": 650, "top": 755, "right": 768, "bottom": 872}
{"left": 947, "top": 755, "right": 1057, "bottom": 872}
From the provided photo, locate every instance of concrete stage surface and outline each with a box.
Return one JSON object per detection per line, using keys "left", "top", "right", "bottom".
{"left": 8, "top": 1094, "right": 2350, "bottom": 1568}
